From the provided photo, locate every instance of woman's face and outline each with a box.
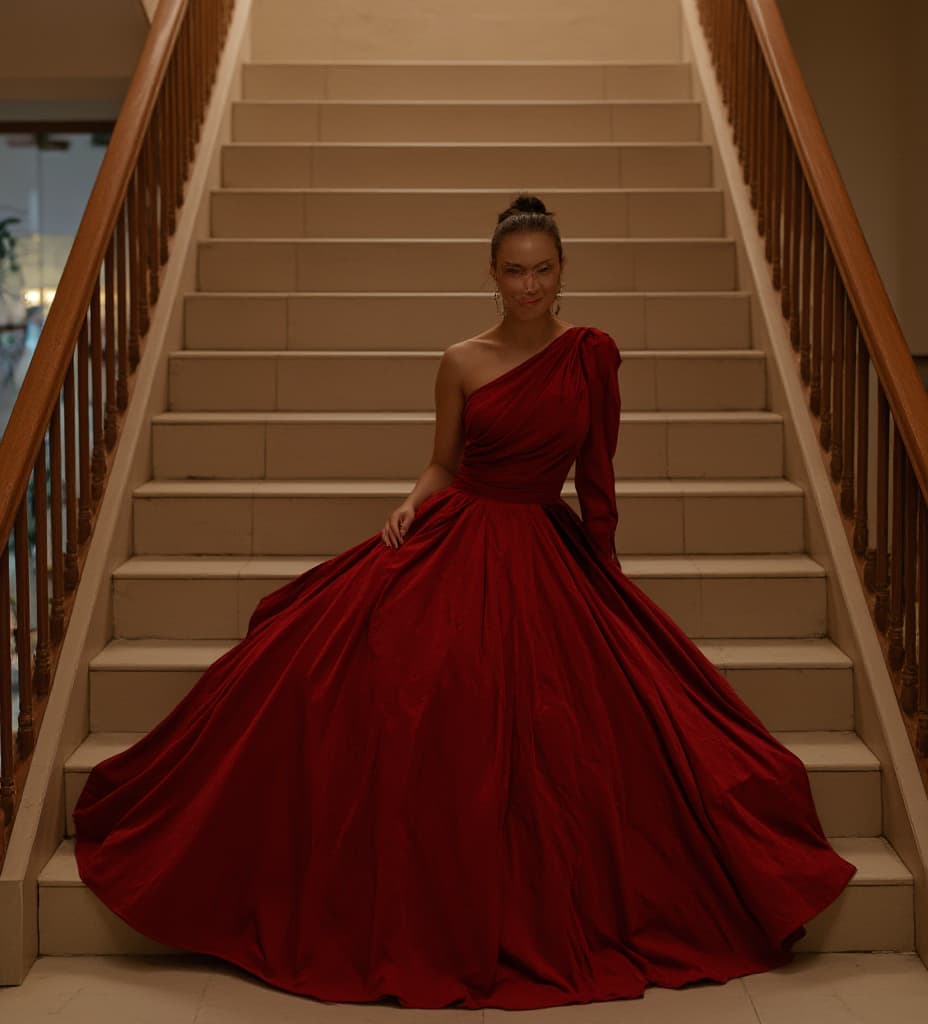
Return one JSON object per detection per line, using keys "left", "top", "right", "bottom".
{"left": 491, "top": 231, "right": 564, "bottom": 321}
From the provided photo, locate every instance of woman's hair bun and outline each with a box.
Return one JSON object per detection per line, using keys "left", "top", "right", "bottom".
{"left": 498, "top": 193, "right": 550, "bottom": 224}
{"left": 489, "top": 192, "right": 563, "bottom": 269}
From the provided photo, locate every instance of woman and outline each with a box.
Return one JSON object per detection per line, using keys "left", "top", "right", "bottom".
{"left": 73, "top": 193, "right": 856, "bottom": 1011}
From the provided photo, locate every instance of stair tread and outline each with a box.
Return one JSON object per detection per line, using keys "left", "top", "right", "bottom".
{"left": 215, "top": 186, "right": 725, "bottom": 194}
{"left": 243, "top": 60, "right": 693, "bottom": 67}
{"left": 40, "top": 835, "right": 912, "bottom": 887}
{"left": 90, "top": 634, "right": 851, "bottom": 672}
{"left": 154, "top": 409, "right": 783, "bottom": 424}
{"left": 112, "top": 553, "right": 826, "bottom": 579}
{"left": 201, "top": 234, "right": 735, "bottom": 242}
{"left": 224, "top": 140, "right": 712, "bottom": 148}
{"left": 186, "top": 288, "right": 752, "bottom": 296}
{"left": 776, "top": 732, "right": 880, "bottom": 770}
{"left": 62, "top": 729, "right": 876, "bottom": 775}
{"left": 133, "top": 478, "right": 804, "bottom": 497}
{"left": 167, "top": 348, "right": 765, "bottom": 359}
{"left": 234, "top": 98, "right": 700, "bottom": 107}
{"left": 244, "top": 59, "right": 694, "bottom": 68}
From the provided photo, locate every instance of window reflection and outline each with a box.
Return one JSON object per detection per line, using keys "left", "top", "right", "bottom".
{"left": 1, "top": 130, "right": 109, "bottom": 440}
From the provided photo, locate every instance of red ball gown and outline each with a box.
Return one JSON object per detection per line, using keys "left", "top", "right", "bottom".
{"left": 73, "top": 324, "right": 856, "bottom": 1010}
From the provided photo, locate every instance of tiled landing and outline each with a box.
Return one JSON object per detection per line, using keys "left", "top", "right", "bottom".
{"left": 1, "top": 952, "right": 927, "bottom": 1022}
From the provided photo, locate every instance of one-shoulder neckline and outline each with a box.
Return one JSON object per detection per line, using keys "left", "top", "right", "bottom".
{"left": 463, "top": 325, "right": 584, "bottom": 407}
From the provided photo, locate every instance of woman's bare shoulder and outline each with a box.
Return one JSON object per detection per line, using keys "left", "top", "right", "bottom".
{"left": 437, "top": 338, "right": 481, "bottom": 405}
{"left": 445, "top": 333, "right": 490, "bottom": 357}
{"left": 441, "top": 333, "right": 494, "bottom": 377}
{"left": 444, "top": 323, "right": 576, "bottom": 359}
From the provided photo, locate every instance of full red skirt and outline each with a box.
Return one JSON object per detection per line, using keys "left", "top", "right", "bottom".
{"left": 73, "top": 326, "right": 856, "bottom": 1009}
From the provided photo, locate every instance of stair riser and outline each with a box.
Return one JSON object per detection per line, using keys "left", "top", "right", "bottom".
{"left": 211, "top": 189, "right": 725, "bottom": 240}
{"left": 198, "top": 235, "right": 733, "bottom": 292}
{"left": 166, "top": 353, "right": 766, "bottom": 413}
{"left": 38, "top": 879, "right": 913, "bottom": 955}
{"left": 112, "top": 573, "right": 824, "bottom": 641}
{"left": 794, "top": 885, "right": 914, "bottom": 953}
{"left": 222, "top": 144, "right": 714, "bottom": 189}
{"left": 89, "top": 661, "right": 852, "bottom": 735}
{"left": 728, "top": 666, "right": 853, "bottom": 732}
{"left": 39, "top": 889, "right": 178, "bottom": 956}
{"left": 197, "top": 238, "right": 737, "bottom": 294}
{"left": 241, "top": 64, "right": 694, "bottom": 102}
{"left": 184, "top": 292, "right": 752, "bottom": 352}
{"left": 230, "top": 101, "right": 703, "bottom": 144}
{"left": 131, "top": 491, "right": 804, "bottom": 558}
{"left": 152, "top": 418, "right": 783, "bottom": 480}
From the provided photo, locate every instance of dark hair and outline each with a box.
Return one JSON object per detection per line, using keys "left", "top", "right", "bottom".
{"left": 489, "top": 193, "right": 564, "bottom": 271}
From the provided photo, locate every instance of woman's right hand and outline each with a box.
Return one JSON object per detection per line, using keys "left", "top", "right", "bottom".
{"left": 382, "top": 502, "right": 416, "bottom": 549}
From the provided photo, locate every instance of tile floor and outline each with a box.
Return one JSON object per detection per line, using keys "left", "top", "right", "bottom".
{"left": 0, "top": 953, "right": 927, "bottom": 1022}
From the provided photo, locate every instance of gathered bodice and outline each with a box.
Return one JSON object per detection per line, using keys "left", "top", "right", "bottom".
{"left": 452, "top": 328, "right": 589, "bottom": 504}
{"left": 449, "top": 325, "right": 623, "bottom": 560}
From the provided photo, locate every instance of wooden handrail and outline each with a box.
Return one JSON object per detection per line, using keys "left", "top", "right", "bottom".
{"left": 696, "top": 0, "right": 928, "bottom": 783}
{"left": 747, "top": 1, "right": 928, "bottom": 501}
{"left": 0, "top": 0, "right": 233, "bottom": 866}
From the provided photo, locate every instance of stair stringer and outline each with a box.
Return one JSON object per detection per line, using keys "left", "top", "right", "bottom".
{"left": 680, "top": 0, "right": 928, "bottom": 965}
{"left": 0, "top": 0, "right": 257, "bottom": 987}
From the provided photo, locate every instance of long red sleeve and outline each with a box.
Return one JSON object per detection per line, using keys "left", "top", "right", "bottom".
{"left": 575, "top": 329, "right": 622, "bottom": 565}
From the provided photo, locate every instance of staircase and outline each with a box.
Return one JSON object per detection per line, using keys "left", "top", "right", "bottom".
{"left": 34, "top": 56, "right": 914, "bottom": 959}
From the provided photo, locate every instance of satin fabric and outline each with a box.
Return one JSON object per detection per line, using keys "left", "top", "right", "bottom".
{"left": 73, "top": 325, "right": 856, "bottom": 1010}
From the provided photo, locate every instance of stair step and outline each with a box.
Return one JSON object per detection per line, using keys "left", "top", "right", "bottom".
{"left": 777, "top": 732, "right": 881, "bottom": 836}
{"left": 152, "top": 410, "right": 784, "bottom": 480}
{"left": 165, "top": 349, "right": 766, "bottom": 413}
{"left": 795, "top": 837, "right": 914, "bottom": 952}
{"left": 37, "top": 836, "right": 913, "bottom": 954}
{"left": 130, "top": 478, "right": 805, "bottom": 558}
{"left": 40, "top": 840, "right": 178, "bottom": 955}
{"left": 198, "top": 234, "right": 733, "bottom": 292}
{"left": 90, "top": 634, "right": 852, "bottom": 735}
{"left": 241, "top": 62, "right": 695, "bottom": 102}
{"left": 221, "top": 142, "right": 715, "bottom": 189}
{"left": 197, "top": 237, "right": 737, "bottom": 293}
{"left": 183, "top": 290, "right": 752, "bottom": 352}
{"left": 229, "top": 99, "right": 703, "bottom": 144}
{"left": 211, "top": 187, "right": 726, "bottom": 239}
{"left": 111, "top": 554, "right": 826, "bottom": 642}
{"left": 60, "top": 730, "right": 879, "bottom": 841}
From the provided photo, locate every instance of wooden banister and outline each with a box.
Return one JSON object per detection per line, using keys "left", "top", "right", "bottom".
{"left": 0, "top": 0, "right": 233, "bottom": 867}
{"left": 696, "top": 0, "right": 928, "bottom": 785}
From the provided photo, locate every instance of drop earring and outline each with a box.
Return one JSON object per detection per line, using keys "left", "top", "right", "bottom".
{"left": 493, "top": 289, "right": 504, "bottom": 317}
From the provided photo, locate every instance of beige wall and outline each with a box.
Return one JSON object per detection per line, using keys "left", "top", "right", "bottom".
{"left": 777, "top": 0, "right": 928, "bottom": 358}
{"left": 251, "top": 0, "right": 683, "bottom": 61}
{"left": 0, "top": 1, "right": 149, "bottom": 120}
